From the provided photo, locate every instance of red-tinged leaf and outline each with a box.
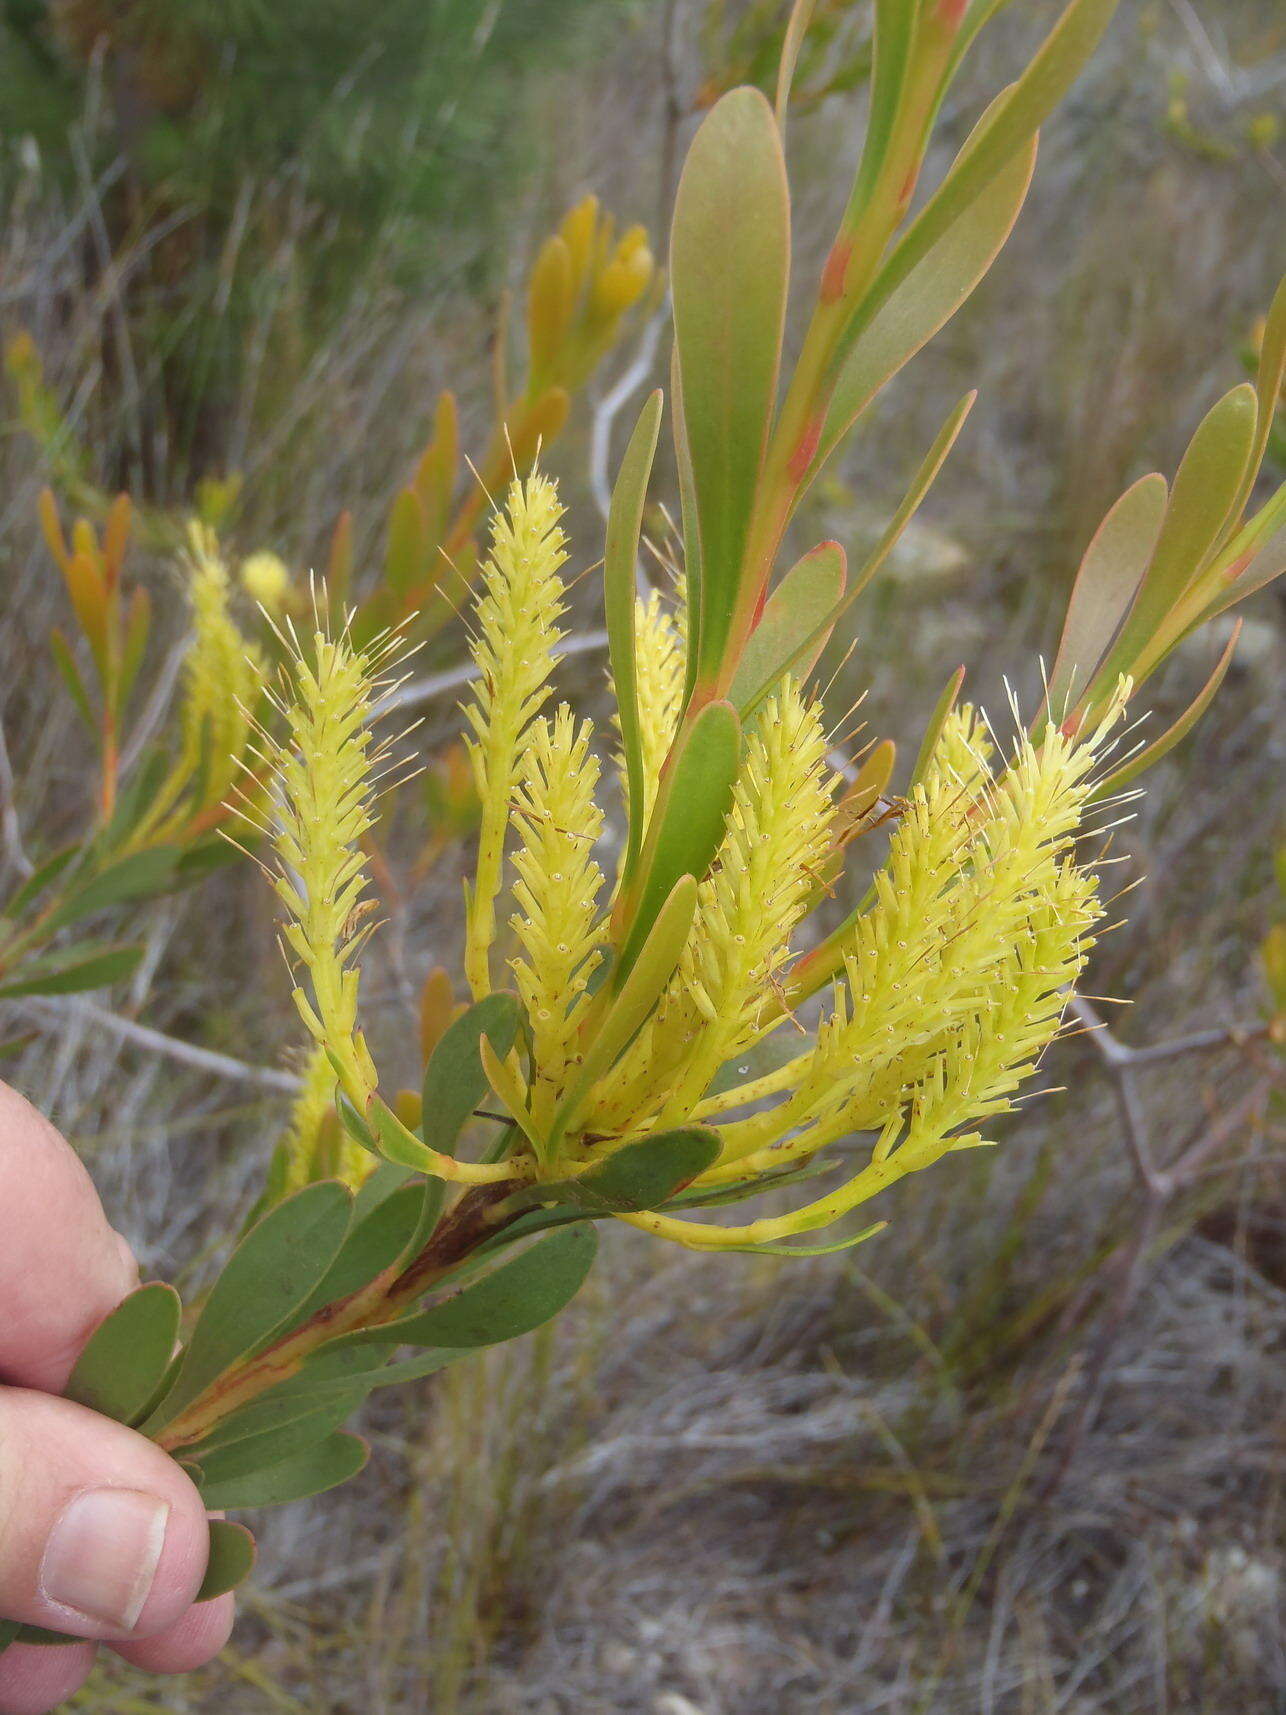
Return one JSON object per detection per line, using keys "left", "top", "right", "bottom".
{"left": 814, "top": 131, "right": 1035, "bottom": 491}
{"left": 671, "top": 88, "right": 790, "bottom": 685}
{"left": 1046, "top": 472, "right": 1169, "bottom": 717}
{"left": 614, "top": 700, "right": 741, "bottom": 982}
{"left": 729, "top": 541, "right": 846, "bottom": 715}
{"left": 385, "top": 488, "right": 427, "bottom": 600}
{"left": 1098, "top": 383, "right": 1259, "bottom": 685}
{"left": 1196, "top": 510, "right": 1286, "bottom": 626}
{"left": 1090, "top": 621, "right": 1240, "bottom": 800}
{"left": 606, "top": 390, "right": 664, "bottom": 883}
{"left": 869, "top": 0, "right": 1119, "bottom": 314}
{"left": 845, "top": 0, "right": 918, "bottom": 226}
{"left": 63, "top": 547, "right": 110, "bottom": 674}
{"left": 504, "top": 388, "right": 571, "bottom": 474}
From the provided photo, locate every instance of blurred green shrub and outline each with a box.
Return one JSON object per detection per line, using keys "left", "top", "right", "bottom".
{"left": 0, "top": 0, "right": 639, "bottom": 482}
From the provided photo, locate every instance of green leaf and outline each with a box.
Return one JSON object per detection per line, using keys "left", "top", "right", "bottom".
{"left": 1231, "top": 273, "right": 1286, "bottom": 524}
{"left": 671, "top": 87, "right": 790, "bottom": 685}
{"left": 1089, "top": 620, "right": 1240, "bottom": 800}
{"left": 64, "top": 1282, "right": 181, "bottom": 1427}
{"left": 292, "top": 1181, "right": 430, "bottom": 1327}
{"left": 43, "top": 847, "right": 181, "bottom": 932}
{"left": 188, "top": 1390, "right": 364, "bottom": 1488}
{"left": 774, "top": 0, "right": 818, "bottom": 128}
{"left": 615, "top": 700, "right": 740, "bottom": 982}
{"left": 555, "top": 874, "right": 698, "bottom": 1139}
{"left": 1046, "top": 472, "right": 1168, "bottom": 716}
{"left": 1098, "top": 383, "right": 1259, "bottom": 684}
{"left": 143, "top": 1183, "right": 353, "bottom": 1433}
{"left": 348, "top": 1224, "right": 597, "bottom": 1350}
{"left": 197, "top": 1431, "right": 368, "bottom": 1512}
{"left": 535, "top": 1129, "right": 721, "bottom": 1214}
{"left": 717, "top": 1220, "right": 887, "bottom": 1257}
{"left": 729, "top": 541, "right": 846, "bottom": 715}
{"left": 829, "top": 394, "right": 976, "bottom": 620}
{"left": 0, "top": 940, "right": 143, "bottom": 1000}
{"left": 49, "top": 628, "right": 95, "bottom": 730}
{"left": 815, "top": 132, "right": 1035, "bottom": 490}
{"left": 0, "top": 1618, "right": 20, "bottom": 1657}
{"left": 196, "top": 1521, "right": 256, "bottom": 1602}
{"left": 908, "top": 665, "right": 967, "bottom": 792}
{"left": 1, "top": 845, "right": 80, "bottom": 920}
{"left": 385, "top": 487, "right": 427, "bottom": 598}
{"left": 606, "top": 389, "right": 664, "bottom": 884}
{"left": 672, "top": 344, "right": 704, "bottom": 704}
{"left": 422, "top": 992, "right": 521, "bottom": 1157}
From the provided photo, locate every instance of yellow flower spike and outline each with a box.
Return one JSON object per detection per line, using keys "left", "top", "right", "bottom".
{"left": 508, "top": 705, "right": 606, "bottom": 1140}
{"left": 621, "top": 590, "right": 685, "bottom": 824}
{"left": 243, "top": 611, "right": 405, "bottom": 1116}
{"left": 652, "top": 679, "right": 837, "bottom": 1126}
{"left": 240, "top": 549, "right": 293, "bottom": 613}
{"left": 462, "top": 473, "right": 569, "bottom": 999}
{"left": 559, "top": 194, "right": 599, "bottom": 286}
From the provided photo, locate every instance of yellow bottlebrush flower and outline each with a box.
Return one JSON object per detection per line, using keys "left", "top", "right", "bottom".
{"left": 240, "top": 549, "right": 293, "bottom": 613}
{"left": 622, "top": 700, "right": 1122, "bottom": 1248}
{"left": 508, "top": 705, "right": 606, "bottom": 1137}
{"left": 178, "top": 523, "right": 266, "bottom": 809}
{"left": 627, "top": 589, "right": 686, "bottom": 824}
{"left": 595, "top": 679, "right": 837, "bottom": 1134}
{"left": 276, "top": 1040, "right": 369, "bottom": 1193}
{"left": 462, "top": 473, "right": 569, "bottom": 998}
{"left": 244, "top": 614, "right": 403, "bottom": 1115}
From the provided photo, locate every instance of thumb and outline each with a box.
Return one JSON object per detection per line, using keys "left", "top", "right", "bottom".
{"left": 0, "top": 1388, "right": 210, "bottom": 1642}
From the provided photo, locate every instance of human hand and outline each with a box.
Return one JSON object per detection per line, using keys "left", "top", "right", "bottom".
{"left": 0, "top": 1082, "right": 233, "bottom": 1713}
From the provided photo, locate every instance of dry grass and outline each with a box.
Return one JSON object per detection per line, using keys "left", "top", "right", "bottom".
{"left": 0, "top": 1, "right": 1283, "bottom": 1711}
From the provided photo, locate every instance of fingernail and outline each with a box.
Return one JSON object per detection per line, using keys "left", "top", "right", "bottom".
{"left": 41, "top": 1488, "right": 170, "bottom": 1634}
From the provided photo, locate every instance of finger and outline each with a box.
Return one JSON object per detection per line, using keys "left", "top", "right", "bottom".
{"left": 0, "top": 1082, "right": 138, "bottom": 1392}
{"left": 0, "top": 1389, "right": 209, "bottom": 1643}
{"left": 0, "top": 1642, "right": 96, "bottom": 1715}
{"left": 112, "top": 1592, "right": 234, "bottom": 1675}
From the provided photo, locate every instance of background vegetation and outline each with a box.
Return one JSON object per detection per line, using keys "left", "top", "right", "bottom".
{"left": 0, "top": 0, "right": 1282, "bottom": 1709}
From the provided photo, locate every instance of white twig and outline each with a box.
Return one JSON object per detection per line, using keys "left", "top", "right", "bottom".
{"left": 0, "top": 719, "right": 33, "bottom": 880}
{"left": 21, "top": 997, "right": 301, "bottom": 1093}
{"left": 589, "top": 308, "right": 667, "bottom": 532}
{"left": 388, "top": 630, "right": 609, "bottom": 713}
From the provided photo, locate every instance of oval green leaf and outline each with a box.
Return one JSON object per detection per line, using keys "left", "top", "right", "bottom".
{"left": 64, "top": 1281, "right": 181, "bottom": 1427}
